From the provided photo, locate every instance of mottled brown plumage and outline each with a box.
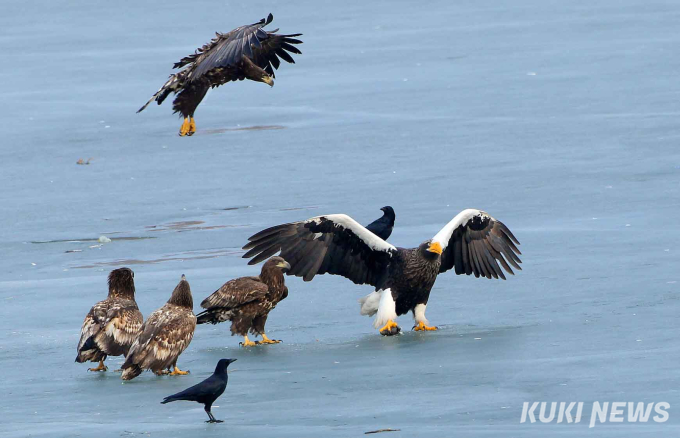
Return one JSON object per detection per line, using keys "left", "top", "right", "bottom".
{"left": 197, "top": 257, "right": 290, "bottom": 346}
{"left": 137, "top": 13, "right": 302, "bottom": 136}
{"left": 76, "top": 267, "right": 143, "bottom": 372}
{"left": 121, "top": 275, "right": 196, "bottom": 380}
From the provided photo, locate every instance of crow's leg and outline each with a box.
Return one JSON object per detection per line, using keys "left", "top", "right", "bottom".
{"left": 205, "top": 406, "right": 223, "bottom": 423}
{"left": 88, "top": 360, "right": 108, "bottom": 372}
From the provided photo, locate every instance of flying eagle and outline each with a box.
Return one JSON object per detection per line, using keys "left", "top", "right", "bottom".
{"left": 242, "top": 209, "right": 521, "bottom": 335}
{"left": 196, "top": 257, "right": 291, "bottom": 347}
{"left": 76, "top": 267, "right": 143, "bottom": 372}
{"left": 137, "top": 13, "right": 302, "bottom": 136}
{"left": 365, "top": 206, "right": 395, "bottom": 241}
{"left": 121, "top": 275, "right": 196, "bottom": 380}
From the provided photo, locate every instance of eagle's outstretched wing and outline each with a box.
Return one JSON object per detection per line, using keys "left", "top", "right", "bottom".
{"left": 200, "top": 277, "right": 269, "bottom": 310}
{"left": 179, "top": 13, "right": 302, "bottom": 81}
{"left": 432, "top": 209, "right": 522, "bottom": 280}
{"left": 243, "top": 214, "right": 397, "bottom": 285}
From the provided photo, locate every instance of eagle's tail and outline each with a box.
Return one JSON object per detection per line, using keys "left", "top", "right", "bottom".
{"left": 75, "top": 337, "right": 104, "bottom": 363}
{"left": 121, "top": 364, "right": 142, "bottom": 381}
{"left": 137, "top": 73, "right": 182, "bottom": 113}
{"left": 196, "top": 308, "right": 233, "bottom": 325}
{"left": 359, "top": 290, "right": 382, "bottom": 317}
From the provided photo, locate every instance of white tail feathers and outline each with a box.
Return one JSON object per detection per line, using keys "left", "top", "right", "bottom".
{"left": 359, "top": 290, "right": 382, "bottom": 316}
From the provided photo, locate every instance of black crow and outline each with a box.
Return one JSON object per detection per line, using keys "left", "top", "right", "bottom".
{"left": 161, "top": 358, "right": 237, "bottom": 423}
{"left": 365, "top": 206, "right": 395, "bottom": 241}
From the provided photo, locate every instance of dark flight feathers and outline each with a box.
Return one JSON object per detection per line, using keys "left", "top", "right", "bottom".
{"left": 137, "top": 13, "right": 302, "bottom": 118}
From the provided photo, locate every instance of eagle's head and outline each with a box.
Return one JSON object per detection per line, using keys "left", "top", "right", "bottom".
{"left": 266, "top": 256, "right": 291, "bottom": 273}
{"left": 419, "top": 240, "right": 443, "bottom": 261}
{"left": 108, "top": 267, "right": 135, "bottom": 298}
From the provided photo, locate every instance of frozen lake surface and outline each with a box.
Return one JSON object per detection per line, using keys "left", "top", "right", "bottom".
{"left": 2, "top": 0, "right": 680, "bottom": 436}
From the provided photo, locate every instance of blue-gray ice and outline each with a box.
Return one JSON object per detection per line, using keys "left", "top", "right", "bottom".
{"left": 1, "top": 0, "right": 679, "bottom": 436}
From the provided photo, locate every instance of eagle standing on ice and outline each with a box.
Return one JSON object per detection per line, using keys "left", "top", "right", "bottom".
{"left": 76, "top": 268, "right": 143, "bottom": 372}
{"left": 197, "top": 257, "right": 291, "bottom": 347}
{"left": 242, "top": 209, "right": 521, "bottom": 335}
{"left": 121, "top": 275, "right": 196, "bottom": 380}
{"left": 137, "top": 13, "right": 302, "bottom": 136}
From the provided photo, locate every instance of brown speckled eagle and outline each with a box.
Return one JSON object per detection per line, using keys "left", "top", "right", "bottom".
{"left": 197, "top": 257, "right": 290, "bottom": 347}
{"left": 137, "top": 13, "right": 302, "bottom": 136}
{"left": 121, "top": 275, "right": 196, "bottom": 380}
{"left": 76, "top": 267, "right": 143, "bottom": 372}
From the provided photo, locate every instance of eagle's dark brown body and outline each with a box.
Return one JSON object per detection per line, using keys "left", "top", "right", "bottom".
{"left": 137, "top": 13, "right": 302, "bottom": 136}
{"left": 387, "top": 245, "right": 441, "bottom": 316}
{"left": 197, "top": 257, "right": 290, "bottom": 346}
{"left": 76, "top": 268, "right": 143, "bottom": 372}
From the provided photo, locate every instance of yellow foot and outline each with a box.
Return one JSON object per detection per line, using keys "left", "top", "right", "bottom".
{"left": 187, "top": 117, "right": 196, "bottom": 136}
{"left": 379, "top": 320, "right": 401, "bottom": 336}
{"left": 240, "top": 338, "right": 258, "bottom": 347}
{"left": 179, "top": 117, "right": 190, "bottom": 136}
{"left": 258, "top": 334, "right": 282, "bottom": 345}
{"left": 413, "top": 321, "right": 438, "bottom": 331}
{"left": 168, "top": 366, "right": 190, "bottom": 376}
{"left": 88, "top": 360, "right": 107, "bottom": 372}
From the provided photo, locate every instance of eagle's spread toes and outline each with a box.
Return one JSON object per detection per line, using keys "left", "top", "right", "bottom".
{"left": 179, "top": 117, "right": 191, "bottom": 136}
{"left": 379, "top": 320, "right": 401, "bottom": 336}
{"left": 412, "top": 322, "right": 438, "bottom": 332}
{"left": 240, "top": 335, "right": 258, "bottom": 347}
{"left": 187, "top": 117, "right": 196, "bottom": 136}
{"left": 88, "top": 360, "right": 108, "bottom": 372}
{"left": 168, "top": 366, "right": 190, "bottom": 376}
{"left": 258, "top": 334, "right": 281, "bottom": 344}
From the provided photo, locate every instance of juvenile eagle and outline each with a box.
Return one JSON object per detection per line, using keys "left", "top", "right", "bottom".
{"left": 365, "top": 206, "right": 395, "bottom": 241}
{"left": 197, "top": 257, "right": 290, "bottom": 347}
{"left": 76, "top": 267, "right": 143, "bottom": 372}
{"left": 243, "top": 209, "right": 521, "bottom": 335}
{"left": 137, "top": 13, "right": 302, "bottom": 136}
{"left": 121, "top": 275, "right": 196, "bottom": 380}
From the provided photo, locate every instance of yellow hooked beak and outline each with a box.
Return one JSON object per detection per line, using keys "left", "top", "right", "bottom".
{"left": 427, "top": 241, "right": 443, "bottom": 255}
{"left": 277, "top": 261, "right": 291, "bottom": 270}
{"left": 263, "top": 75, "right": 274, "bottom": 87}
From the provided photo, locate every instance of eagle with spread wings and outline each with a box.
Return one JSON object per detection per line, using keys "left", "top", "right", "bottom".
{"left": 137, "top": 13, "right": 302, "bottom": 136}
{"left": 243, "top": 209, "right": 522, "bottom": 336}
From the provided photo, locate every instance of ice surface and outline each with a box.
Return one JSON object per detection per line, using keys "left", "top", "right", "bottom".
{"left": 1, "top": 0, "right": 680, "bottom": 436}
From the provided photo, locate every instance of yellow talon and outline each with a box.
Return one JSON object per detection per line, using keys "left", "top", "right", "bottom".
{"left": 413, "top": 321, "right": 438, "bottom": 331}
{"left": 260, "top": 334, "right": 281, "bottom": 344}
{"left": 240, "top": 335, "right": 258, "bottom": 347}
{"left": 379, "top": 320, "right": 401, "bottom": 336}
{"left": 179, "top": 117, "right": 191, "bottom": 136}
{"left": 88, "top": 360, "right": 107, "bottom": 372}
{"left": 187, "top": 117, "right": 196, "bottom": 136}
{"left": 168, "top": 366, "right": 190, "bottom": 376}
